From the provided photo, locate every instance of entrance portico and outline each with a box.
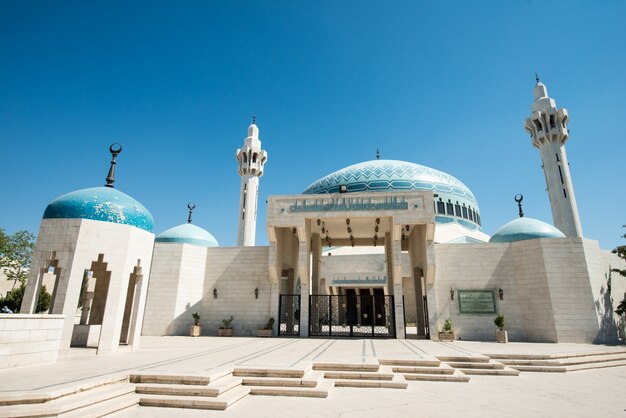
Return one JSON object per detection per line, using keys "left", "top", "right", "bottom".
{"left": 267, "top": 191, "right": 435, "bottom": 338}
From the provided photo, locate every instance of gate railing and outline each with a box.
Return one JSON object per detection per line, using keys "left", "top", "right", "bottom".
{"left": 278, "top": 294, "right": 300, "bottom": 336}
{"left": 309, "top": 295, "right": 395, "bottom": 338}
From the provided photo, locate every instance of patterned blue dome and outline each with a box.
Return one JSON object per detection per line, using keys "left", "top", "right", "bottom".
{"left": 43, "top": 187, "right": 153, "bottom": 232}
{"left": 489, "top": 217, "right": 565, "bottom": 243}
{"left": 303, "top": 159, "right": 481, "bottom": 229}
{"left": 156, "top": 223, "right": 219, "bottom": 247}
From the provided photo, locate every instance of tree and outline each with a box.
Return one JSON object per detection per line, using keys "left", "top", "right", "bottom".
{"left": 0, "top": 228, "right": 47, "bottom": 313}
{"left": 613, "top": 225, "right": 626, "bottom": 316}
{"left": 0, "top": 228, "right": 35, "bottom": 288}
{"left": 0, "top": 283, "right": 50, "bottom": 313}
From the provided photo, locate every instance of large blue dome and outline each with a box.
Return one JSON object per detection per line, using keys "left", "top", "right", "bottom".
{"left": 156, "top": 223, "right": 219, "bottom": 247}
{"left": 489, "top": 217, "right": 565, "bottom": 243}
{"left": 43, "top": 187, "right": 154, "bottom": 232}
{"left": 303, "top": 159, "right": 482, "bottom": 230}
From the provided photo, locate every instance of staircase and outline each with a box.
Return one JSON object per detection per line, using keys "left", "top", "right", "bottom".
{"left": 380, "top": 358, "right": 470, "bottom": 382}
{"left": 234, "top": 366, "right": 332, "bottom": 398}
{"left": 487, "top": 349, "right": 626, "bottom": 373}
{"left": 0, "top": 378, "right": 137, "bottom": 418}
{"left": 437, "top": 356, "right": 520, "bottom": 376}
{"left": 132, "top": 371, "right": 249, "bottom": 411}
{"left": 313, "top": 362, "right": 407, "bottom": 389}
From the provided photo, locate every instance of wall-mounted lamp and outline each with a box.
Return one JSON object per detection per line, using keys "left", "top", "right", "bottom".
{"left": 254, "top": 287, "right": 259, "bottom": 299}
{"left": 498, "top": 288, "right": 504, "bottom": 301}
{"left": 450, "top": 288, "right": 455, "bottom": 301}
{"left": 213, "top": 288, "right": 218, "bottom": 299}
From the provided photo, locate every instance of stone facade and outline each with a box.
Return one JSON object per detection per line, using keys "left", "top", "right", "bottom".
{"left": 143, "top": 245, "right": 273, "bottom": 336}
{"left": 432, "top": 238, "right": 624, "bottom": 343}
{"left": 0, "top": 314, "right": 64, "bottom": 369}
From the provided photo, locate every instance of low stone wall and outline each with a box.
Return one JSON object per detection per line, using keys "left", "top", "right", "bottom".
{"left": 0, "top": 314, "right": 65, "bottom": 368}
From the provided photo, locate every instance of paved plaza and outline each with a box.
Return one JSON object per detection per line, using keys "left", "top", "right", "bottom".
{"left": 1, "top": 337, "right": 625, "bottom": 417}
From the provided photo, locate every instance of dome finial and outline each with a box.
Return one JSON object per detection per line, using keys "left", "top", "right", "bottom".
{"left": 515, "top": 194, "right": 524, "bottom": 218}
{"left": 535, "top": 72, "right": 540, "bottom": 84}
{"left": 376, "top": 147, "right": 380, "bottom": 160}
{"left": 105, "top": 143, "right": 122, "bottom": 188}
{"left": 251, "top": 114, "right": 256, "bottom": 125}
{"left": 187, "top": 202, "right": 196, "bottom": 224}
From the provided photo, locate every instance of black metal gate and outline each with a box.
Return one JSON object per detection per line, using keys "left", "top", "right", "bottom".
{"left": 278, "top": 294, "right": 300, "bottom": 336}
{"left": 309, "top": 295, "right": 395, "bottom": 338}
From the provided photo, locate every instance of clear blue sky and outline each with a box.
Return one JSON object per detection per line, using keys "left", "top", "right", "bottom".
{"left": 1, "top": 1, "right": 624, "bottom": 249}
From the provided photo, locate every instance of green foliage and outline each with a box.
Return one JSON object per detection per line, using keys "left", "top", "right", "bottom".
{"left": 0, "top": 228, "right": 36, "bottom": 286}
{"left": 220, "top": 315, "right": 234, "bottom": 329}
{"left": 494, "top": 314, "right": 505, "bottom": 331}
{"left": 611, "top": 225, "right": 626, "bottom": 278}
{"left": 613, "top": 225, "right": 626, "bottom": 316}
{"left": 0, "top": 283, "right": 50, "bottom": 313}
{"left": 263, "top": 317, "right": 275, "bottom": 330}
{"left": 441, "top": 318, "right": 453, "bottom": 332}
{"left": 192, "top": 312, "right": 201, "bottom": 326}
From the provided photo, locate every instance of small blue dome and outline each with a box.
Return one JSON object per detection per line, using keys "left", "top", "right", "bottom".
{"left": 489, "top": 217, "right": 565, "bottom": 243}
{"left": 156, "top": 223, "right": 219, "bottom": 247}
{"left": 43, "top": 187, "right": 154, "bottom": 232}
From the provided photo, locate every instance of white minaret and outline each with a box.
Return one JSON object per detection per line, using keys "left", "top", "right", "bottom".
{"left": 236, "top": 117, "right": 268, "bottom": 246}
{"left": 524, "top": 76, "right": 582, "bottom": 238}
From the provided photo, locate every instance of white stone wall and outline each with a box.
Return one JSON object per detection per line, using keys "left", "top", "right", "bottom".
{"left": 198, "top": 246, "right": 273, "bottom": 336}
{"left": 142, "top": 242, "right": 207, "bottom": 336}
{"left": 432, "top": 237, "right": 622, "bottom": 343}
{"left": 143, "top": 246, "right": 273, "bottom": 337}
{"left": 0, "top": 314, "right": 64, "bottom": 368}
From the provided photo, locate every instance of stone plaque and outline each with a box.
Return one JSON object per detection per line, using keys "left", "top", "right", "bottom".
{"left": 458, "top": 290, "right": 496, "bottom": 314}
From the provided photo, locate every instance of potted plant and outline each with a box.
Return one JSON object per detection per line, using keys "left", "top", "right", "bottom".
{"left": 257, "top": 317, "right": 275, "bottom": 337}
{"left": 494, "top": 314, "right": 507, "bottom": 343}
{"left": 218, "top": 315, "right": 234, "bottom": 336}
{"left": 190, "top": 312, "right": 201, "bottom": 337}
{"left": 438, "top": 318, "right": 455, "bottom": 341}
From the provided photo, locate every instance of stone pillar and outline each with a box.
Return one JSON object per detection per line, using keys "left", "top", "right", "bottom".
{"left": 311, "top": 233, "right": 322, "bottom": 294}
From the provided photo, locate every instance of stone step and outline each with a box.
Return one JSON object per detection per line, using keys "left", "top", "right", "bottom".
{"left": 313, "top": 362, "right": 379, "bottom": 372}
{"left": 130, "top": 372, "right": 214, "bottom": 385}
{"left": 0, "top": 382, "right": 135, "bottom": 418}
{"left": 509, "top": 365, "right": 567, "bottom": 373}
{"left": 378, "top": 359, "right": 441, "bottom": 367}
{"left": 139, "top": 386, "right": 250, "bottom": 411}
{"left": 248, "top": 380, "right": 332, "bottom": 398}
{"left": 403, "top": 371, "right": 470, "bottom": 383}
{"left": 565, "top": 359, "right": 626, "bottom": 372}
{"left": 61, "top": 392, "right": 137, "bottom": 418}
{"left": 0, "top": 375, "right": 128, "bottom": 407}
{"left": 392, "top": 366, "right": 455, "bottom": 375}
{"left": 499, "top": 359, "right": 563, "bottom": 366}
{"left": 457, "top": 368, "right": 519, "bottom": 376}
{"left": 334, "top": 378, "right": 407, "bottom": 389}
{"left": 323, "top": 371, "right": 394, "bottom": 381}
{"left": 446, "top": 361, "right": 505, "bottom": 369}
{"left": 135, "top": 376, "right": 242, "bottom": 397}
{"left": 233, "top": 367, "right": 307, "bottom": 378}
{"left": 241, "top": 377, "right": 317, "bottom": 387}
{"left": 499, "top": 352, "right": 626, "bottom": 367}
{"left": 487, "top": 349, "right": 626, "bottom": 361}
{"left": 437, "top": 356, "right": 490, "bottom": 363}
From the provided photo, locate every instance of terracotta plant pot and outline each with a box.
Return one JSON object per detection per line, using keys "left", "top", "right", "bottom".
{"left": 217, "top": 328, "right": 233, "bottom": 337}
{"left": 496, "top": 329, "right": 508, "bottom": 343}
{"left": 190, "top": 325, "right": 201, "bottom": 337}
{"left": 438, "top": 331, "right": 455, "bottom": 341}
{"left": 257, "top": 329, "right": 272, "bottom": 337}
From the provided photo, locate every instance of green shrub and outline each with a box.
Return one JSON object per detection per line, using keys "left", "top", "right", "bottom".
{"left": 494, "top": 314, "right": 505, "bottom": 331}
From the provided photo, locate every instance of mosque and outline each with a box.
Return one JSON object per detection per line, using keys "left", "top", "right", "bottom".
{"left": 3, "top": 79, "right": 625, "bottom": 367}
